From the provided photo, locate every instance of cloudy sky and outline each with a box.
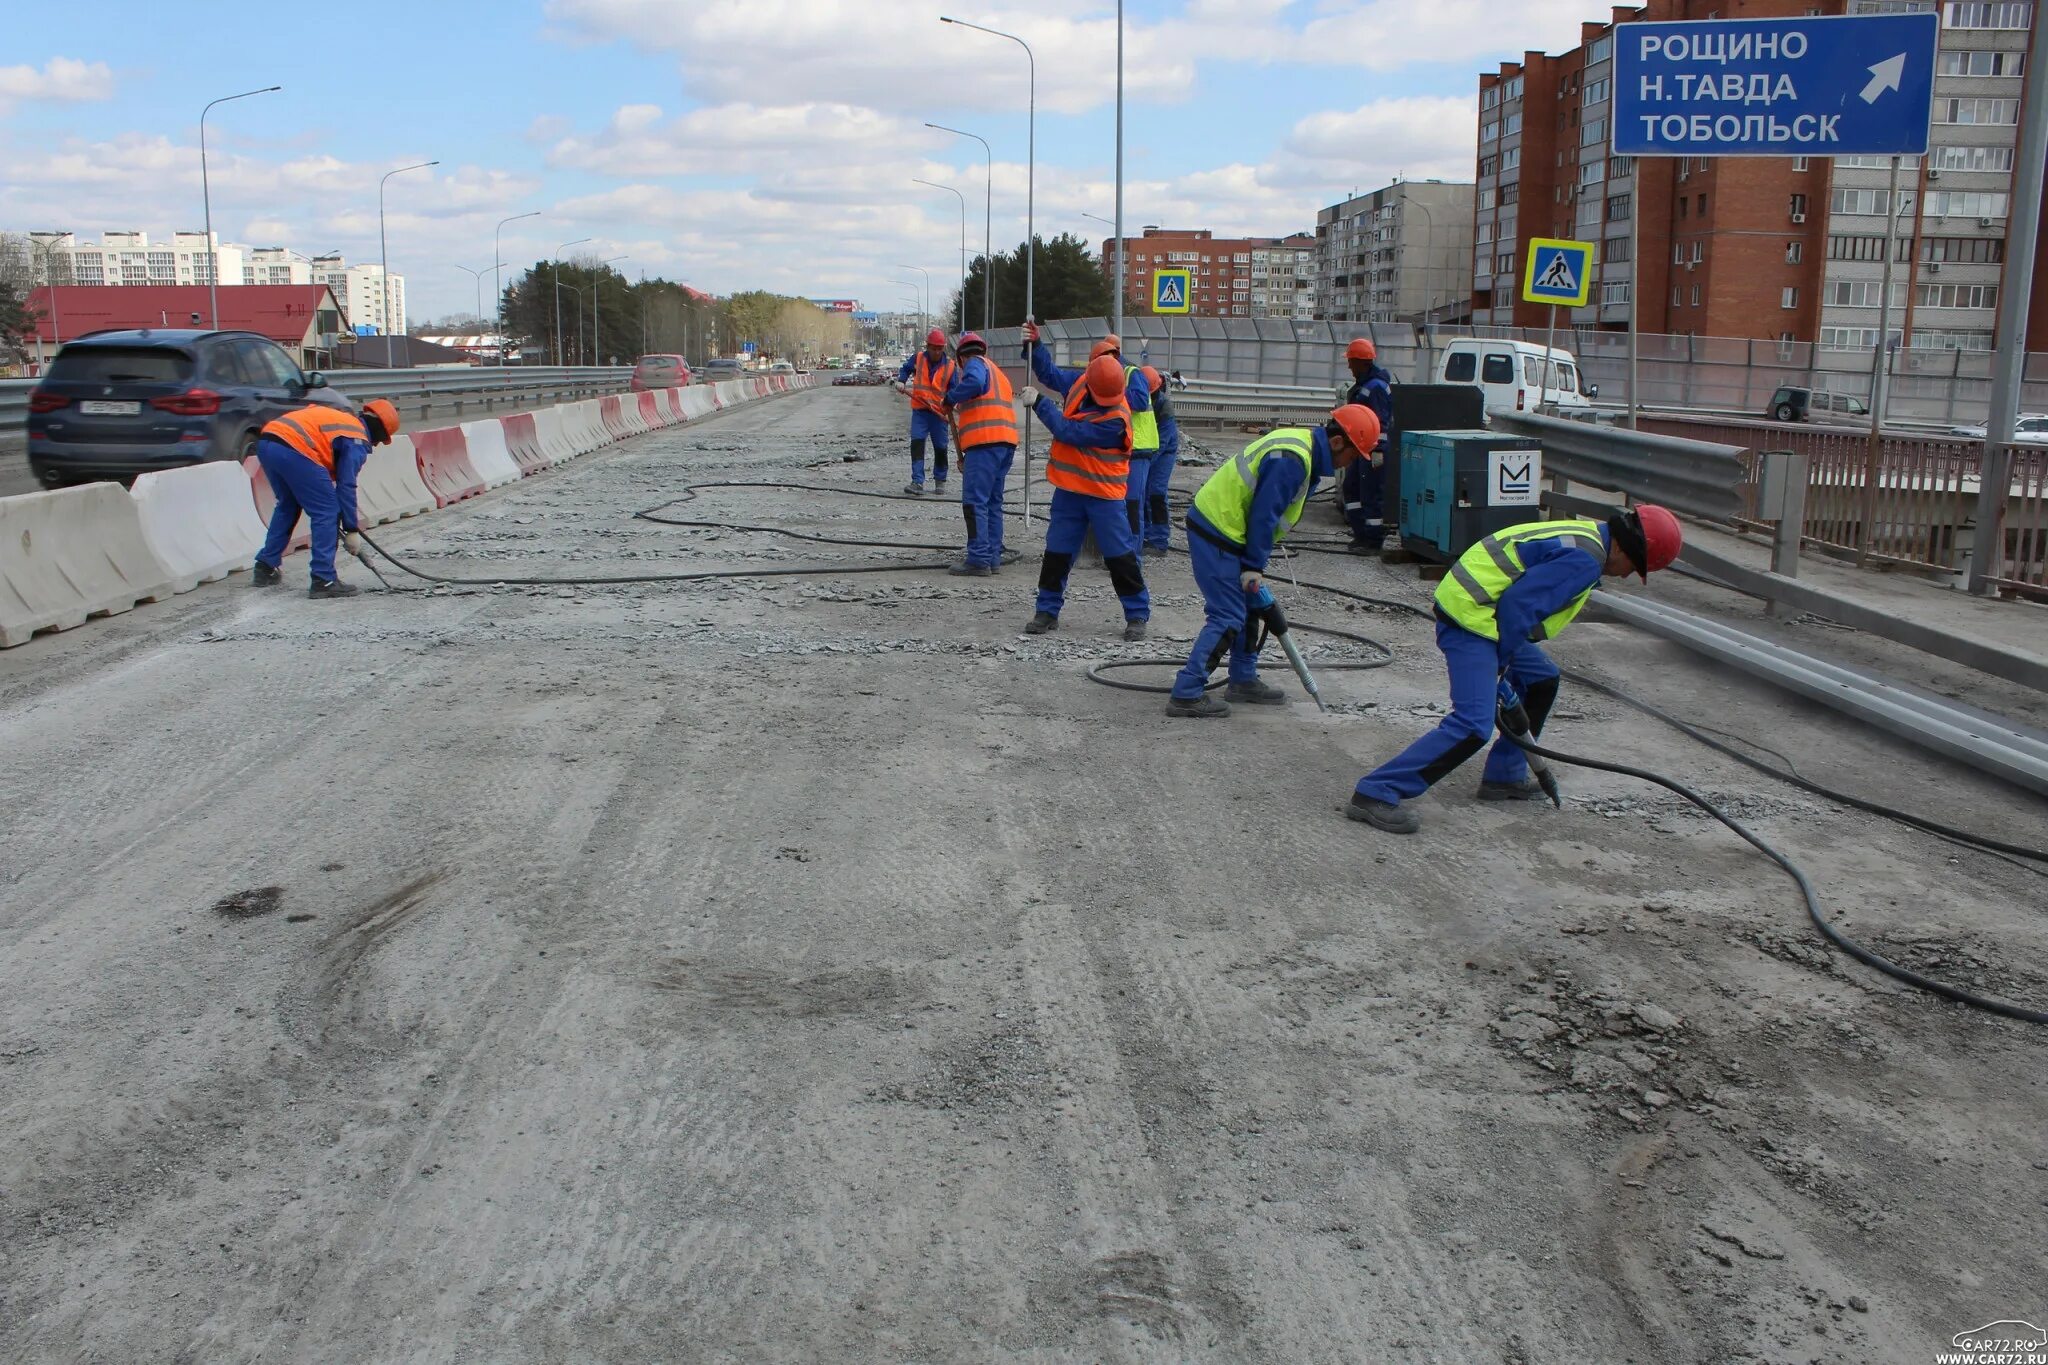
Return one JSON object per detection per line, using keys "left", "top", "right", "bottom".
{"left": 4, "top": 0, "right": 1596, "bottom": 324}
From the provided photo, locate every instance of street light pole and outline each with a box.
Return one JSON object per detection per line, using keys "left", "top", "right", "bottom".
{"left": 895, "top": 265, "right": 932, "bottom": 335}
{"left": 451, "top": 264, "right": 498, "bottom": 342}
{"left": 594, "top": 255, "right": 627, "bottom": 366}
{"left": 926, "top": 123, "right": 995, "bottom": 332}
{"left": 378, "top": 160, "right": 437, "bottom": 338}
{"left": 913, "top": 179, "right": 968, "bottom": 334}
{"left": 1082, "top": 212, "right": 1122, "bottom": 322}
{"left": 493, "top": 210, "right": 540, "bottom": 365}
{"left": 553, "top": 236, "right": 592, "bottom": 367}
{"left": 1113, "top": 0, "right": 1124, "bottom": 337}
{"left": 199, "top": 85, "right": 281, "bottom": 329}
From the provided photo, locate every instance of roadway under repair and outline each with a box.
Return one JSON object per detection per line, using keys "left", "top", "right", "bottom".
{"left": 2, "top": 387, "right": 2045, "bottom": 1363}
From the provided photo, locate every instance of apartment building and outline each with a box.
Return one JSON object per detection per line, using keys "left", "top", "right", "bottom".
{"left": 1471, "top": 0, "right": 2044, "bottom": 356}
{"left": 24, "top": 232, "right": 406, "bottom": 333}
{"left": 1098, "top": 227, "right": 1316, "bottom": 318}
{"left": 1316, "top": 181, "right": 1476, "bottom": 323}
{"left": 1249, "top": 234, "right": 1320, "bottom": 320}
{"left": 313, "top": 260, "right": 408, "bottom": 335}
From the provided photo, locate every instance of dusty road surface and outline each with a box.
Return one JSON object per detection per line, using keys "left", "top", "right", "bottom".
{"left": 3, "top": 386, "right": 2045, "bottom": 1364}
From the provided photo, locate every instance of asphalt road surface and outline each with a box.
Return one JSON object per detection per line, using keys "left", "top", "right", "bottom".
{"left": 3, "top": 387, "right": 2045, "bottom": 1363}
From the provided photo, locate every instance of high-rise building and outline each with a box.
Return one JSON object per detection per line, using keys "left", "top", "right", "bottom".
{"left": 1098, "top": 227, "right": 1320, "bottom": 318}
{"left": 1315, "top": 181, "right": 1476, "bottom": 323}
{"left": 1250, "top": 235, "right": 1320, "bottom": 320}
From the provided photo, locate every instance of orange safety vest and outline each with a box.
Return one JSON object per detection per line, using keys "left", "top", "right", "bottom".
{"left": 953, "top": 361, "right": 1018, "bottom": 451}
{"left": 1046, "top": 384, "right": 1133, "bottom": 499}
{"left": 909, "top": 351, "right": 956, "bottom": 414}
{"left": 261, "top": 405, "right": 369, "bottom": 472}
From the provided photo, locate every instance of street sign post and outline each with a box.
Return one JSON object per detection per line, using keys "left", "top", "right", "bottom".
{"left": 1152, "top": 268, "right": 1192, "bottom": 315}
{"left": 1614, "top": 13, "right": 1938, "bottom": 157}
{"left": 1522, "top": 238, "right": 1594, "bottom": 409}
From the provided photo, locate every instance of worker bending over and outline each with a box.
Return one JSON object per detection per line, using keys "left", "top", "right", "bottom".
{"left": 1135, "top": 366, "right": 1181, "bottom": 556}
{"left": 250, "top": 397, "right": 402, "bottom": 598}
{"left": 1019, "top": 354, "right": 1150, "bottom": 641}
{"left": 1340, "top": 338, "right": 1395, "bottom": 552}
{"left": 1167, "top": 406, "right": 1380, "bottom": 717}
{"left": 942, "top": 332, "right": 1018, "bottom": 576}
{"left": 1347, "top": 506, "right": 1684, "bottom": 833}
{"left": 895, "top": 329, "right": 956, "bottom": 495}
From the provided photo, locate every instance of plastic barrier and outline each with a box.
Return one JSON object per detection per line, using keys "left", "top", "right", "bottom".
{"left": 679, "top": 387, "right": 716, "bottom": 420}
{"left": 618, "top": 394, "right": 648, "bottom": 436}
{"left": 243, "top": 454, "right": 311, "bottom": 552}
{"left": 357, "top": 435, "right": 436, "bottom": 525}
{"left": 460, "top": 419, "right": 522, "bottom": 488}
{"left": 413, "top": 426, "right": 484, "bottom": 507}
{"left": 0, "top": 484, "right": 178, "bottom": 647}
{"left": 599, "top": 395, "right": 631, "bottom": 441}
{"left": 662, "top": 388, "right": 687, "bottom": 423}
{"left": 131, "top": 461, "right": 266, "bottom": 592}
{"left": 500, "top": 413, "right": 549, "bottom": 474}
{"left": 570, "top": 400, "right": 607, "bottom": 454}
{"left": 531, "top": 407, "right": 573, "bottom": 466}
{"left": 714, "top": 380, "right": 745, "bottom": 408}
{"left": 635, "top": 391, "right": 662, "bottom": 430}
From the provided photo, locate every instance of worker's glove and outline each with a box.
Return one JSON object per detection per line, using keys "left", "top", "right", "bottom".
{"left": 893, "top": 381, "right": 910, "bottom": 395}
{"left": 1022, "top": 320, "right": 1040, "bottom": 343}
{"left": 1020, "top": 385, "right": 1042, "bottom": 408}
{"left": 1239, "top": 569, "right": 1263, "bottom": 594}
{"left": 343, "top": 530, "right": 366, "bottom": 559}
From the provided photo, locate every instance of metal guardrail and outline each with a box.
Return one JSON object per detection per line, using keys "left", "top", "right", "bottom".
{"left": 1491, "top": 410, "right": 1747, "bottom": 523}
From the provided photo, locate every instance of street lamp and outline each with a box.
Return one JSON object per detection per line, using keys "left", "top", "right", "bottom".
{"left": 913, "top": 178, "right": 968, "bottom": 335}
{"left": 27, "top": 237, "right": 63, "bottom": 365}
{"left": 1113, "top": 0, "right": 1125, "bottom": 338}
{"left": 378, "top": 160, "right": 437, "bottom": 337}
{"left": 593, "top": 255, "right": 627, "bottom": 366}
{"left": 895, "top": 265, "right": 932, "bottom": 336}
{"left": 199, "top": 84, "right": 281, "bottom": 329}
{"left": 1082, "top": 211, "right": 1124, "bottom": 317}
{"left": 926, "top": 122, "right": 994, "bottom": 331}
{"left": 493, "top": 210, "right": 540, "bottom": 364}
{"left": 553, "top": 236, "right": 592, "bottom": 366}
{"left": 451, "top": 263, "right": 504, "bottom": 340}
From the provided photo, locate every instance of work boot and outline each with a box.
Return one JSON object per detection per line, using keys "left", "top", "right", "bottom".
{"left": 308, "top": 578, "right": 360, "bottom": 600}
{"left": 903, "top": 483, "right": 924, "bottom": 496}
{"left": 1144, "top": 542, "right": 1171, "bottom": 558}
{"left": 947, "top": 560, "right": 994, "bottom": 577}
{"left": 1122, "top": 619, "right": 1147, "bottom": 643}
{"left": 1166, "top": 694, "right": 1231, "bottom": 718}
{"left": 1023, "top": 611, "right": 1058, "bottom": 635}
{"left": 1478, "top": 777, "right": 1548, "bottom": 802}
{"left": 1346, "top": 794, "right": 1421, "bottom": 834}
{"left": 1225, "top": 679, "right": 1287, "bottom": 706}
{"left": 1347, "top": 539, "right": 1378, "bottom": 555}
{"left": 250, "top": 562, "right": 282, "bottom": 587}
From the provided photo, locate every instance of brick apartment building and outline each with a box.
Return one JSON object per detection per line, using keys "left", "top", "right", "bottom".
{"left": 1472, "top": 0, "right": 2044, "bottom": 356}
{"left": 1097, "top": 227, "right": 1318, "bottom": 318}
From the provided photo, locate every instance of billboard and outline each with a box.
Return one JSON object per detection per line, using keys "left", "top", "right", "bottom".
{"left": 808, "top": 298, "right": 860, "bottom": 313}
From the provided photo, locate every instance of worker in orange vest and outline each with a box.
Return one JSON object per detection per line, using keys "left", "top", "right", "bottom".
{"left": 250, "top": 398, "right": 401, "bottom": 598}
{"left": 941, "top": 332, "right": 1018, "bottom": 575}
{"left": 894, "top": 328, "right": 956, "bottom": 495}
{"left": 1019, "top": 354, "right": 1149, "bottom": 641}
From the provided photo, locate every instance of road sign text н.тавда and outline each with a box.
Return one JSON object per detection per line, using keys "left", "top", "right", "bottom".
{"left": 1522, "top": 239, "right": 1595, "bottom": 308}
{"left": 1614, "top": 13, "right": 1937, "bottom": 157}
{"left": 1152, "top": 268, "right": 1192, "bottom": 315}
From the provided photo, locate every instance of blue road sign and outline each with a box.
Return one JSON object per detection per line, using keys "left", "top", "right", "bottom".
{"left": 1613, "top": 13, "right": 1937, "bottom": 157}
{"left": 1522, "top": 238, "right": 1594, "bottom": 308}
{"left": 1152, "top": 268, "right": 1192, "bottom": 315}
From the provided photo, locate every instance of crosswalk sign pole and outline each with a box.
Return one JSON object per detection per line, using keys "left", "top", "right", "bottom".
{"left": 1540, "top": 304, "right": 1557, "bottom": 413}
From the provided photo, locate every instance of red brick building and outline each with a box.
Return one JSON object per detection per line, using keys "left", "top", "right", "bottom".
{"left": 1097, "top": 227, "right": 1314, "bottom": 318}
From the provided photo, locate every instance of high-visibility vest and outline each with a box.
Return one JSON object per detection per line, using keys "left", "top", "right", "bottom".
{"left": 1435, "top": 518, "right": 1608, "bottom": 642}
{"left": 1191, "top": 428, "right": 1315, "bottom": 548}
{"left": 1124, "top": 364, "right": 1160, "bottom": 453}
{"left": 261, "top": 404, "right": 368, "bottom": 472}
{"left": 909, "top": 352, "right": 956, "bottom": 413}
{"left": 1046, "top": 384, "right": 1133, "bottom": 499}
{"left": 953, "top": 360, "right": 1018, "bottom": 451}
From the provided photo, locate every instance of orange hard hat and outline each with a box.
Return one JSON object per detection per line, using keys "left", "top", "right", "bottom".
{"left": 1084, "top": 354, "right": 1127, "bottom": 404}
{"left": 1140, "top": 365, "right": 1163, "bottom": 393}
{"left": 926, "top": 328, "right": 948, "bottom": 348}
{"left": 1632, "top": 504, "right": 1683, "bottom": 577}
{"left": 1090, "top": 333, "right": 1122, "bottom": 360}
{"left": 362, "top": 398, "right": 401, "bottom": 443}
{"left": 1328, "top": 404, "right": 1382, "bottom": 456}
{"left": 1346, "top": 337, "right": 1377, "bottom": 363}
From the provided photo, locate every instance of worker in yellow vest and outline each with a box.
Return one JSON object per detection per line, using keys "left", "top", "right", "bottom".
{"left": 1167, "top": 406, "right": 1380, "bottom": 717}
{"left": 941, "top": 332, "right": 1018, "bottom": 575}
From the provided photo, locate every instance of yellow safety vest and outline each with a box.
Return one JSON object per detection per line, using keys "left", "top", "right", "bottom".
{"left": 1190, "top": 428, "right": 1315, "bottom": 547}
{"left": 1435, "top": 518, "right": 1607, "bottom": 641}
{"left": 1124, "top": 364, "right": 1160, "bottom": 453}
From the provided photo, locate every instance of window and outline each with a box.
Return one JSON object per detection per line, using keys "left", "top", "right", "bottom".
{"left": 1678, "top": 197, "right": 1688, "bottom": 220}
{"left": 1829, "top": 233, "right": 1913, "bottom": 262}
{"left": 1930, "top": 144, "right": 2016, "bottom": 171}
{"left": 1606, "top": 193, "right": 1631, "bottom": 221}
{"left": 1580, "top": 117, "right": 1606, "bottom": 147}
{"left": 1692, "top": 285, "right": 1703, "bottom": 306}
{"left": 1825, "top": 280, "right": 1907, "bottom": 307}
{"left": 1945, "top": 2, "right": 2032, "bottom": 28}
{"left": 1603, "top": 236, "right": 1630, "bottom": 263}
{"left": 1787, "top": 241, "right": 1804, "bottom": 264}
{"left": 1584, "top": 77, "right": 1610, "bottom": 105}
{"left": 1921, "top": 236, "right": 2004, "bottom": 263}
{"left": 1820, "top": 326, "right": 1880, "bottom": 350}
{"left": 1791, "top": 193, "right": 1809, "bottom": 218}
{"left": 1481, "top": 354, "right": 1516, "bottom": 383}
{"left": 1505, "top": 110, "right": 1523, "bottom": 135}
{"left": 1672, "top": 286, "right": 1683, "bottom": 306}
{"left": 1587, "top": 34, "right": 1613, "bottom": 63}
{"left": 1935, "top": 97, "right": 2020, "bottom": 124}
{"left": 1925, "top": 189, "right": 2011, "bottom": 216}
{"left": 1673, "top": 242, "right": 1686, "bottom": 265}
{"left": 1915, "top": 282, "right": 1998, "bottom": 309}
{"left": 1836, "top": 153, "right": 1920, "bottom": 168}
{"left": 1502, "top": 146, "right": 1521, "bottom": 171}
{"left": 1911, "top": 327, "right": 1996, "bottom": 350}
{"left": 1479, "top": 155, "right": 1499, "bottom": 178}
{"left": 1481, "top": 86, "right": 1501, "bottom": 111}
{"left": 1500, "top": 183, "right": 1520, "bottom": 206}
{"left": 1792, "top": 156, "right": 1811, "bottom": 172}
{"left": 1601, "top": 281, "right": 1632, "bottom": 305}
{"left": 1782, "top": 286, "right": 1799, "bottom": 309}
{"left": 1830, "top": 188, "right": 1914, "bottom": 215}
{"left": 1580, "top": 158, "right": 1605, "bottom": 185}
{"left": 1940, "top": 49, "right": 2025, "bottom": 76}
{"left": 1444, "top": 351, "right": 1476, "bottom": 381}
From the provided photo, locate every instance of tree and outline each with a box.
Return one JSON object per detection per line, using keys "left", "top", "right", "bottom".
{"left": 0, "top": 234, "right": 49, "bottom": 369}
{"left": 953, "top": 233, "right": 1111, "bottom": 329}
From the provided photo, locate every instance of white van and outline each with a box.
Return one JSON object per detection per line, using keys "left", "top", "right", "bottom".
{"left": 1438, "top": 339, "right": 1595, "bottom": 415}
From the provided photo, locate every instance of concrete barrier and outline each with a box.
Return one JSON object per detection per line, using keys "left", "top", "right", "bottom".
{"left": 414, "top": 427, "right": 484, "bottom": 506}
{"left": 460, "top": 419, "right": 522, "bottom": 488}
{"left": 131, "top": 461, "right": 266, "bottom": 592}
{"left": 243, "top": 455, "right": 311, "bottom": 552}
{"left": 357, "top": 435, "right": 436, "bottom": 525}
{"left": 500, "top": 413, "right": 549, "bottom": 474}
{"left": 0, "top": 484, "right": 178, "bottom": 647}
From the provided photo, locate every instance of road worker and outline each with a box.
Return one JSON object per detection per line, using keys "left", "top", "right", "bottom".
{"left": 1166, "top": 406, "right": 1379, "bottom": 717}
{"left": 942, "top": 332, "right": 1018, "bottom": 576}
{"left": 1346, "top": 506, "right": 1685, "bottom": 833}
{"left": 1139, "top": 365, "right": 1181, "bottom": 557}
{"left": 1339, "top": 338, "right": 1395, "bottom": 551}
{"left": 1023, "top": 321, "right": 1152, "bottom": 448}
{"left": 1019, "top": 353, "right": 1150, "bottom": 641}
{"left": 895, "top": 328, "right": 956, "bottom": 495}
{"left": 250, "top": 397, "right": 402, "bottom": 599}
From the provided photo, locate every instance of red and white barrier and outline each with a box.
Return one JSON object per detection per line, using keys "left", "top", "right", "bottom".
{"left": 132, "top": 461, "right": 266, "bottom": 592}
{"left": 501, "top": 413, "right": 549, "bottom": 474}
{"left": 635, "top": 391, "right": 663, "bottom": 430}
{"left": 531, "top": 408, "right": 574, "bottom": 466}
{"left": 656, "top": 388, "right": 683, "bottom": 424}
{"left": 358, "top": 435, "right": 436, "bottom": 525}
{"left": 460, "top": 419, "right": 522, "bottom": 489}
{"left": 599, "top": 395, "right": 631, "bottom": 441}
{"left": 414, "top": 427, "right": 484, "bottom": 507}
{"left": 0, "top": 484, "right": 176, "bottom": 647}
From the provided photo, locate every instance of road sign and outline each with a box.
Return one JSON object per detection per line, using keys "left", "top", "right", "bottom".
{"left": 1152, "top": 268, "right": 1192, "bottom": 315}
{"left": 1614, "top": 13, "right": 1937, "bottom": 157}
{"left": 1522, "top": 238, "right": 1594, "bottom": 308}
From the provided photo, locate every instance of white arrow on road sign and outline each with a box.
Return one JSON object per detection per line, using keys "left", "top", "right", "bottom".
{"left": 1861, "top": 53, "right": 1906, "bottom": 104}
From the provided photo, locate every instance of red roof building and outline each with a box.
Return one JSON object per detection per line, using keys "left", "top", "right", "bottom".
{"left": 25, "top": 285, "right": 349, "bottom": 366}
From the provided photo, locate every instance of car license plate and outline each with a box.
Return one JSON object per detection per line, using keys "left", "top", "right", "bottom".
{"left": 80, "top": 400, "right": 141, "bottom": 415}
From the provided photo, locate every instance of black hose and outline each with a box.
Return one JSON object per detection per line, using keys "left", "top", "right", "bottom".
{"left": 1083, "top": 621, "right": 1395, "bottom": 694}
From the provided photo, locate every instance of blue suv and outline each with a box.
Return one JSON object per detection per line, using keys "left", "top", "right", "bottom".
{"left": 27, "top": 329, "right": 338, "bottom": 488}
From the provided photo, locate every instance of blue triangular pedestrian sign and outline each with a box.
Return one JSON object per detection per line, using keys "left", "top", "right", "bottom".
{"left": 1521, "top": 238, "right": 1594, "bottom": 307}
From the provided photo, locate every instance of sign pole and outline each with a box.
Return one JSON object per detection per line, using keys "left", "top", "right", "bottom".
{"left": 1540, "top": 304, "right": 1558, "bottom": 412}
{"left": 1857, "top": 153, "right": 1903, "bottom": 567}
{"left": 1627, "top": 160, "right": 1641, "bottom": 430}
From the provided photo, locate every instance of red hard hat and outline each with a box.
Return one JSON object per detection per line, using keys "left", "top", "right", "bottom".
{"left": 955, "top": 331, "right": 986, "bottom": 356}
{"left": 1084, "top": 354, "right": 1127, "bottom": 404}
{"left": 926, "top": 328, "right": 948, "bottom": 348}
{"left": 1090, "top": 333, "right": 1122, "bottom": 360}
{"left": 1140, "top": 365, "right": 1162, "bottom": 393}
{"left": 1634, "top": 504, "right": 1683, "bottom": 577}
{"left": 1328, "top": 404, "right": 1382, "bottom": 456}
{"left": 1346, "top": 337, "right": 1377, "bottom": 363}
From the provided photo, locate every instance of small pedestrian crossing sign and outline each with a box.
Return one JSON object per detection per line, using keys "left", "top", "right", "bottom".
{"left": 1522, "top": 238, "right": 1594, "bottom": 307}
{"left": 1152, "top": 268, "right": 1192, "bottom": 315}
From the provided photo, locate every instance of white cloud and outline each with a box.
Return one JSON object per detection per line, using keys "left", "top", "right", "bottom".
{"left": 0, "top": 57, "right": 115, "bottom": 112}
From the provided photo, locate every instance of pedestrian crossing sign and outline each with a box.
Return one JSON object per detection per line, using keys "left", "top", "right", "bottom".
{"left": 1522, "top": 238, "right": 1595, "bottom": 307}
{"left": 1152, "top": 268, "right": 1192, "bottom": 315}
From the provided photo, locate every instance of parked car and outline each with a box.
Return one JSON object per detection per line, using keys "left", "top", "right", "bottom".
{"left": 1948, "top": 414, "right": 2048, "bottom": 442}
{"left": 697, "top": 357, "right": 746, "bottom": 383}
{"left": 1436, "top": 339, "right": 1594, "bottom": 415}
{"left": 769, "top": 360, "right": 796, "bottom": 375}
{"left": 630, "top": 353, "right": 692, "bottom": 391}
{"left": 28, "top": 328, "right": 340, "bottom": 488}
{"left": 1767, "top": 386, "right": 1870, "bottom": 425}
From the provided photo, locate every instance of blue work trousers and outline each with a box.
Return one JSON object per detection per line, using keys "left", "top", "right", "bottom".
{"left": 1354, "top": 618, "right": 1561, "bottom": 804}
{"left": 1342, "top": 456, "right": 1384, "bottom": 539}
{"left": 1171, "top": 530, "right": 1262, "bottom": 699}
{"left": 960, "top": 442, "right": 1014, "bottom": 568}
{"left": 255, "top": 437, "right": 340, "bottom": 583}
{"left": 1035, "top": 487, "right": 1149, "bottom": 621}
{"left": 1143, "top": 442, "right": 1178, "bottom": 550}
{"left": 1123, "top": 454, "right": 1153, "bottom": 546}
{"left": 909, "top": 409, "right": 950, "bottom": 487}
